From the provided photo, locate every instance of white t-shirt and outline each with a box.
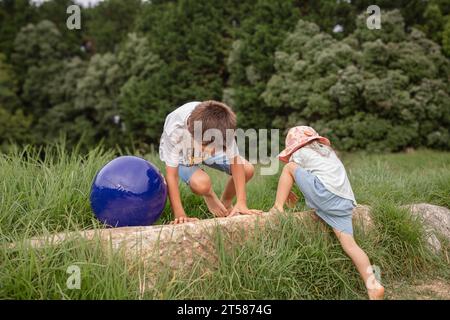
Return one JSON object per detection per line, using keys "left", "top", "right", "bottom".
{"left": 291, "top": 144, "right": 356, "bottom": 204}
{"left": 159, "top": 102, "right": 240, "bottom": 167}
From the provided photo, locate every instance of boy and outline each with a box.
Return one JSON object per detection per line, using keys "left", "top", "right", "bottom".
{"left": 159, "top": 100, "right": 261, "bottom": 224}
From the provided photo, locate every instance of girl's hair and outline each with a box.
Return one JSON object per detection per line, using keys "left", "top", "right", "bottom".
{"left": 304, "top": 140, "right": 333, "bottom": 157}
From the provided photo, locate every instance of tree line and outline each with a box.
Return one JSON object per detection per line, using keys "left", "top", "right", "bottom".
{"left": 0, "top": 0, "right": 449, "bottom": 152}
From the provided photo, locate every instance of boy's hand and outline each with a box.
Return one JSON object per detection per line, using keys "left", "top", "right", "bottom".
{"left": 170, "top": 216, "right": 199, "bottom": 224}
{"left": 228, "top": 203, "right": 262, "bottom": 217}
{"left": 166, "top": 166, "right": 199, "bottom": 225}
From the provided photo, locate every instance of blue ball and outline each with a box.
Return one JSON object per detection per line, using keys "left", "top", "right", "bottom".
{"left": 90, "top": 156, "right": 167, "bottom": 227}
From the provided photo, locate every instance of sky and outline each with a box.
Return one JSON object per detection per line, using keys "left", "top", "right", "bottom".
{"left": 31, "top": 0, "right": 104, "bottom": 8}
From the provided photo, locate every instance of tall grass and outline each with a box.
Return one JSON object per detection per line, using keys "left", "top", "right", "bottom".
{"left": 0, "top": 144, "right": 449, "bottom": 299}
{"left": 0, "top": 143, "right": 112, "bottom": 240}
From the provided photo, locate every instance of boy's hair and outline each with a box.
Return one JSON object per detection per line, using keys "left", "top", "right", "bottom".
{"left": 188, "top": 100, "right": 237, "bottom": 147}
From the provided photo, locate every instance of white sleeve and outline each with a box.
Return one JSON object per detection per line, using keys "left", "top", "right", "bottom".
{"left": 291, "top": 149, "right": 309, "bottom": 167}
{"left": 225, "top": 138, "right": 240, "bottom": 160}
{"left": 159, "top": 132, "right": 182, "bottom": 167}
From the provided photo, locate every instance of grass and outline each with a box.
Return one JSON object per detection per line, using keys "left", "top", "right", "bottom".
{"left": 0, "top": 143, "right": 449, "bottom": 299}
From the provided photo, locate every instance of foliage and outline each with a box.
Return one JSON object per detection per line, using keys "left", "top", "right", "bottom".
{"left": 0, "top": 53, "right": 31, "bottom": 147}
{"left": 0, "top": 53, "right": 19, "bottom": 109}
{"left": 84, "top": 0, "right": 142, "bottom": 53}
{"left": 136, "top": 0, "right": 240, "bottom": 105}
{"left": 12, "top": 20, "right": 68, "bottom": 118}
{"left": 224, "top": 0, "right": 300, "bottom": 129}
{"left": 0, "top": 0, "right": 37, "bottom": 57}
{"left": 0, "top": 108, "right": 33, "bottom": 148}
{"left": 263, "top": 11, "right": 450, "bottom": 151}
{"left": 0, "top": 1, "right": 449, "bottom": 151}
{"left": 443, "top": 19, "right": 450, "bottom": 57}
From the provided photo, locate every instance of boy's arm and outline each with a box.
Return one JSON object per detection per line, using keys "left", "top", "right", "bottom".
{"left": 228, "top": 156, "right": 262, "bottom": 217}
{"left": 166, "top": 166, "right": 198, "bottom": 224}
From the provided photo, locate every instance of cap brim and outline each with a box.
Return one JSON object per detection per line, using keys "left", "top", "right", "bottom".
{"left": 277, "top": 144, "right": 303, "bottom": 163}
{"left": 317, "top": 137, "right": 331, "bottom": 146}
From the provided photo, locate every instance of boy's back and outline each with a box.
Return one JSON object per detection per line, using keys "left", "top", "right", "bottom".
{"left": 159, "top": 101, "right": 201, "bottom": 167}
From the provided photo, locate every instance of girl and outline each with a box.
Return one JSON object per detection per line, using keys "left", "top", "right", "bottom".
{"left": 272, "top": 126, "right": 384, "bottom": 300}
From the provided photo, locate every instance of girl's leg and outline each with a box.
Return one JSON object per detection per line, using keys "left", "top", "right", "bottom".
{"left": 333, "top": 229, "right": 385, "bottom": 300}
{"left": 272, "top": 162, "right": 299, "bottom": 212}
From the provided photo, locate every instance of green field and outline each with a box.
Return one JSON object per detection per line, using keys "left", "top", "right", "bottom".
{"left": 0, "top": 144, "right": 449, "bottom": 299}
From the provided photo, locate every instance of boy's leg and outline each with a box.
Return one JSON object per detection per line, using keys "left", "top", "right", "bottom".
{"left": 333, "top": 229, "right": 385, "bottom": 300}
{"left": 272, "top": 162, "right": 299, "bottom": 212}
{"left": 189, "top": 169, "right": 228, "bottom": 217}
{"left": 220, "top": 157, "right": 254, "bottom": 211}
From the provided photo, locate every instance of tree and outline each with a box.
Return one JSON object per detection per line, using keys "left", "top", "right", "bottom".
{"left": 0, "top": 0, "right": 37, "bottom": 57}
{"left": 0, "top": 53, "right": 32, "bottom": 147}
{"left": 0, "top": 107, "right": 33, "bottom": 148}
{"left": 443, "top": 20, "right": 450, "bottom": 56}
{"left": 72, "top": 52, "right": 124, "bottom": 146}
{"left": 136, "top": 0, "right": 248, "bottom": 108}
{"left": 0, "top": 53, "right": 20, "bottom": 110}
{"left": 117, "top": 34, "right": 172, "bottom": 146}
{"left": 84, "top": 0, "right": 142, "bottom": 53}
{"left": 37, "top": 57, "right": 91, "bottom": 146}
{"left": 12, "top": 20, "right": 67, "bottom": 121}
{"left": 423, "top": 4, "right": 444, "bottom": 41}
{"left": 53, "top": 34, "right": 170, "bottom": 148}
{"left": 224, "top": 0, "right": 301, "bottom": 129}
{"left": 36, "top": 0, "right": 85, "bottom": 56}
{"left": 262, "top": 11, "right": 450, "bottom": 152}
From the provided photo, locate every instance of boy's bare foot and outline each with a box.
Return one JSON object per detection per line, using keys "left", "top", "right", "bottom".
{"left": 368, "top": 285, "right": 385, "bottom": 300}
{"left": 226, "top": 206, "right": 234, "bottom": 215}
{"left": 221, "top": 199, "right": 233, "bottom": 212}
{"left": 204, "top": 193, "right": 228, "bottom": 217}
{"left": 170, "top": 216, "right": 199, "bottom": 224}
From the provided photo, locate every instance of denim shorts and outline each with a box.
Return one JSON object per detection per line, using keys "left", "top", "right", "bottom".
{"left": 294, "top": 167, "right": 355, "bottom": 235}
{"left": 178, "top": 153, "right": 231, "bottom": 184}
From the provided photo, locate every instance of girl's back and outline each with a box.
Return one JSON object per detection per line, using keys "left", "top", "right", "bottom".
{"left": 291, "top": 141, "right": 356, "bottom": 204}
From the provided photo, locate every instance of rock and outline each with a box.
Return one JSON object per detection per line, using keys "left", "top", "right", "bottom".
{"left": 10, "top": 203, "right": 450, "bottom": 273}
{"left": 353, "top": 204, "right": 374, "bottom": 233}
{"left": 9, "top": 205, "right": 374, "bottom": 272}
{"left": 403, "top": 203, "right": 450, "bottom": 252}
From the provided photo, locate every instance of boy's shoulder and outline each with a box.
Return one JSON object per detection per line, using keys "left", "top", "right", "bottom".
{"left": 166, "top": 101, "right": 201, "bottom": 119}
{"left": 162, "top": 101, "right": 201, "bottom": 138}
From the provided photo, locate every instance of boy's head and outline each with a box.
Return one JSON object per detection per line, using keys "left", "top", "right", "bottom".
{"left": 188, "top": 100, "right": 237, "bottom": 151}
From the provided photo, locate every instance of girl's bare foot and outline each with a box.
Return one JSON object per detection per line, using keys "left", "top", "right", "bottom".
{"left": 368, "top": 285, "right": 385, "bottom": 300}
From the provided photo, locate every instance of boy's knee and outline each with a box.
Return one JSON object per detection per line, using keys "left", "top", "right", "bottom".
{"left": 189, "top": 171, "right": 212, "bottom": 195}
